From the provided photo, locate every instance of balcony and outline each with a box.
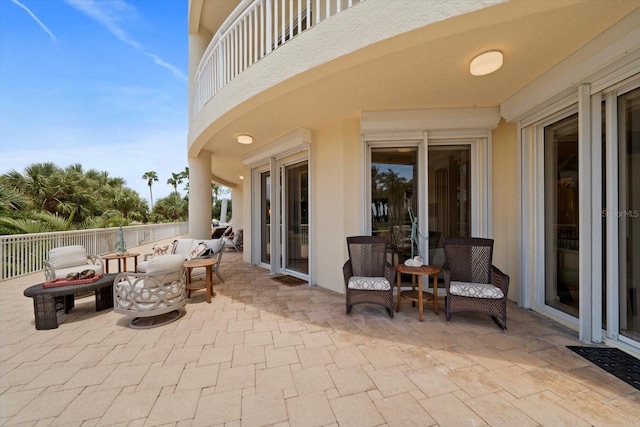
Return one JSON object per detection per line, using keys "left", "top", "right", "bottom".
{"left": 192, "top": 0, "right": 365, "bottom": 117}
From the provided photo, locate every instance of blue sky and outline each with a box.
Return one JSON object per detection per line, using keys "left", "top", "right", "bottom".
{"left": 0, "top": 0, "right": 188, "bottom": 204}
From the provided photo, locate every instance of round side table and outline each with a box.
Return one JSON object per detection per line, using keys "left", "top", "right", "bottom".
{"left": 394, "top": 264, "right": 441, "bottom": 321}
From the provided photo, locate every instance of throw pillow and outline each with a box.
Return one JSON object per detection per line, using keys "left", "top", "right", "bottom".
{"left": 187, "top": 243, "right": 210, "bottom": 260}
{"left": 170, "top": 239, "right": 179, "bottom": 254}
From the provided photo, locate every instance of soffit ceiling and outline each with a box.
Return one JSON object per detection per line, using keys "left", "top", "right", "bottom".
{"left": 194, "top": 0, "right": 640, "bottom": 186}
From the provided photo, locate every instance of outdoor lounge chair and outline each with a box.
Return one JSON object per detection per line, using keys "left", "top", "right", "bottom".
{"left": 44, "top": 245, "right": 104, "bottom": 282}
{"left": 113, "top": 254, "right": 187, "bottom": 328}
{"left": 343, "top": 236, "right": 395, "bottom": 318}
{"left": 442, "top": 237, "right": 510, "bottom": 330}
{"left": 223, "top": 229, "right": 243, "bottom": 251}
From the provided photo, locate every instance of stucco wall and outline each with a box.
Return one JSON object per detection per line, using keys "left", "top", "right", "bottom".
{"left": 312, "top": 118, "right": 361, "bottom": 294}
{"left": 491, "top": 119, "right": 519, "bottom": 301}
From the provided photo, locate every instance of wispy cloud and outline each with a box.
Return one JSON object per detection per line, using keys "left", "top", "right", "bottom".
{"left": 63, "top": 0, "right": 187, "bottom": 81}
{"left": 11, "top": 0, "right": 57, "bottom": 41}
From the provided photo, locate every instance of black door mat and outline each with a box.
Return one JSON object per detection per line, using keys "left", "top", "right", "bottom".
{"left": 567, "top": 346, "right": 640, "bottom": 391}
{"left": 270, "top": 275, "right": 307, "bottom": 286}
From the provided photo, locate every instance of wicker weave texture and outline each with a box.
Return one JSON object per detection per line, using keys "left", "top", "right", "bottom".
{"left": 443, "top": 237, "right": 509, "bottom": 330}
{"left": 344, "top": 236, "right": 395, "bottom": 318}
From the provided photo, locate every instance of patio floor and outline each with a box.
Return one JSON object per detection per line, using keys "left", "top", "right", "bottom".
{"left": 1, "top": 238, "right": 639, "bottom": 426}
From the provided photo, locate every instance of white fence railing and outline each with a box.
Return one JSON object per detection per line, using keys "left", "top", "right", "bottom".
{"left": 0, "top": 222, "right": 188, "bottom": 280}
{"left": 192, "top": 0, "right": 365, "bottom": 115}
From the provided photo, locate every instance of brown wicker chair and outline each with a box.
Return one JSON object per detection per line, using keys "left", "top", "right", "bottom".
{"left": 343, "top": 236, "right": 395, "bottom": 318}
{"left": 442, "top": 237, "right": 510, "bottom": 330}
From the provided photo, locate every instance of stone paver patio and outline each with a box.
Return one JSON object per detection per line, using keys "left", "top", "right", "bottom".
{"left": 1, "top": 238, "right": 639, "bottom": 426}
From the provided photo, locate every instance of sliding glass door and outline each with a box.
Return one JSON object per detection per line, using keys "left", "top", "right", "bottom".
{"left": 255, "top": 155, "right": 309, "bottom": 278}
{"left": 544, "top": 113, "right": 580, "bottom": 318}
{"left": 427, "top": 145, "right": 471, "bottom": 266}
{"left": 370, "top": 147, "right": 418, "bottom": 264}
{"left": 283, "top": 161, "right": 309, "bottom": 275}
{"left": 260, "top": 171, "right": 271, "bottom": 266}
{"left": 618, "top": 87, "right": 640, "bottom": 343}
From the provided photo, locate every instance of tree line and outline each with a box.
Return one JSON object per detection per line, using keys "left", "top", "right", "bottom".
{"left": 0, "top": 163, "right": 228, "bottom": 235}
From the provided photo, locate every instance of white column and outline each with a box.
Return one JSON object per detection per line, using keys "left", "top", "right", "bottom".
{"left": 188, "top": 151, "right": 213, "bottom": 240}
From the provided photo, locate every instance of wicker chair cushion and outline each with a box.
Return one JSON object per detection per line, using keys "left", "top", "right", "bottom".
{"left": 449, "top": 281, "right": 504, "bottom": 299}
{"left": 348, "top": 276, "right": 391, "bottom": 291}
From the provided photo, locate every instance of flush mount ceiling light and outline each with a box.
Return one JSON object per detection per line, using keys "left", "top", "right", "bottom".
{"left": 237, "top": 134, "right": 253, "bottom": 144}
{"left": 470, "top": 50, "right": 503, "bottom": 76}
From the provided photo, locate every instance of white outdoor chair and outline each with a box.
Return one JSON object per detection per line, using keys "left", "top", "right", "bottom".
{"left": 44, "top": 245, "right": 104, "bottom": 282}
{"left": 113, "top": 254, "right": 187, "bottom": 329}
{"left": 223, "top": 229, "right": 243, "bottom": 252}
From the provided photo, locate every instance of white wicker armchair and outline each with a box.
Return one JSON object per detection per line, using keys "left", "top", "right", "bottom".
{"left": 113, "top": 254, "right": 187, "bottom": 328}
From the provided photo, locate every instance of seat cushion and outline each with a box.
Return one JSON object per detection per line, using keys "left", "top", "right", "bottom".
{"left": 48, "top": 245, "right": 88, "bottom": 269}
{"left": 348, "top": 276, "right": 391, "bottom": 291}
{"left": 146, "top": 254, "right": 185, "bottom": 281}
{"left": 449, "top": 281, "right": 504, "bottom": 299}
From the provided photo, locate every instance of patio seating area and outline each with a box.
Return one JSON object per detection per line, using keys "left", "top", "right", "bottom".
{"left": 1, "top": 238, "right": 639, "bottom": 426}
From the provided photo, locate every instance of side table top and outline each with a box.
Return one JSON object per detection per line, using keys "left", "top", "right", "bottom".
{"left": 184, "top": 257, "right": 217, "bottom": 268}
{"left": 394, "top": 264, "right": 441, "bottom": 275}
{"left": 103, "top": 253, "right": 140, "bottom": 260}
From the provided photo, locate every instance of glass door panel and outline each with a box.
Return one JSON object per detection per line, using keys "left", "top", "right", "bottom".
{"left": 619, "top": 87, "right": 640, "bottom": 342}
{"left": 371, "top": 147, "right": 418, "bottom": 265}
{"left": 284, "top": 161, "right": 309, "bottom": 275}
{"left": 544, "top": 113, "right": 579, "bottom": 317}
{"left": 260, "top": 171, "right": 271, "bottom": 264}
{"left": 427, "top": 145, "right": 471, "bottom": 267}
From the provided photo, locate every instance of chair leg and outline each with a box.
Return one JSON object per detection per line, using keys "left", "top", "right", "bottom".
{"left": 492, "top": 316, "right": 507, "bottom": 331}
{"left": 346, "top": 304, "right": 351, "bottom": 314}
{"left": 215, "top": 271, "right": 225, "bottom": 282}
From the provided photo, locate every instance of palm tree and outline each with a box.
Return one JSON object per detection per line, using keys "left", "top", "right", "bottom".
{"left": 142, "top": 171, "right": 159, "bottom": 209}
{"left": 179, "top": 167, "right": 189, "bottom": 193}
{"left": 167, "top": 172, "right": 183, "bottom": 195}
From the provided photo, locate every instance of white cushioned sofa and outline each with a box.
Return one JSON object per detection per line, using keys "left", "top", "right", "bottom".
{"left": 136, "top": 238, "right": 225, "bottom": 282}
{"left": 44, "top": 245, "right": 104, "bottom": 282}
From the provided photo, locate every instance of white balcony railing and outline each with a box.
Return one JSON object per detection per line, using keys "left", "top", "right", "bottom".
{"left": 192, "top": 0, "right": 365, "bottom": 115}
{"left": 0, "top": 222, "right": 188, "bottom": 280}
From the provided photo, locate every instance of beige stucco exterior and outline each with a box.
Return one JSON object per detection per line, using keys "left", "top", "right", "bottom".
{"left": 188, "top": 0, "right": 640, "bottom": 348}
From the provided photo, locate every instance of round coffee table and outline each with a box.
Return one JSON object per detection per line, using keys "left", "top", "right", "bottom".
{"left": 394, "top": 264, "right": 441, "bottom": 321}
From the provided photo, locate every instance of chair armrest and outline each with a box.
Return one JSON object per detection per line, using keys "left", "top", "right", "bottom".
{"left": 384, "top": 262, "right": 396, "bottom": 285}
{"left": 441, "top": 263, "right": 451, "bottom": 290}
{"left": 43, "top": 260, "right": 55, "bottom": 281}
{"left": 143, "top": 253, "right": 154, "bottom": 261}
{"left": 343, "top": 260, "right": 353, "bottom": 288}
{"left": 490, "top": 265, "right": 510, "bottom": 296}
{"left": 88, "top": 255, "right": 104, "bottom": 271}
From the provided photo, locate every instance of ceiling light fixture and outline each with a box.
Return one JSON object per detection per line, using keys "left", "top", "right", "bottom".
{"left": 470, "top": 50, "right": 503, "bottom": 76}
{"left": 237, "top": 134, "right": 253, "bottom": 144}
